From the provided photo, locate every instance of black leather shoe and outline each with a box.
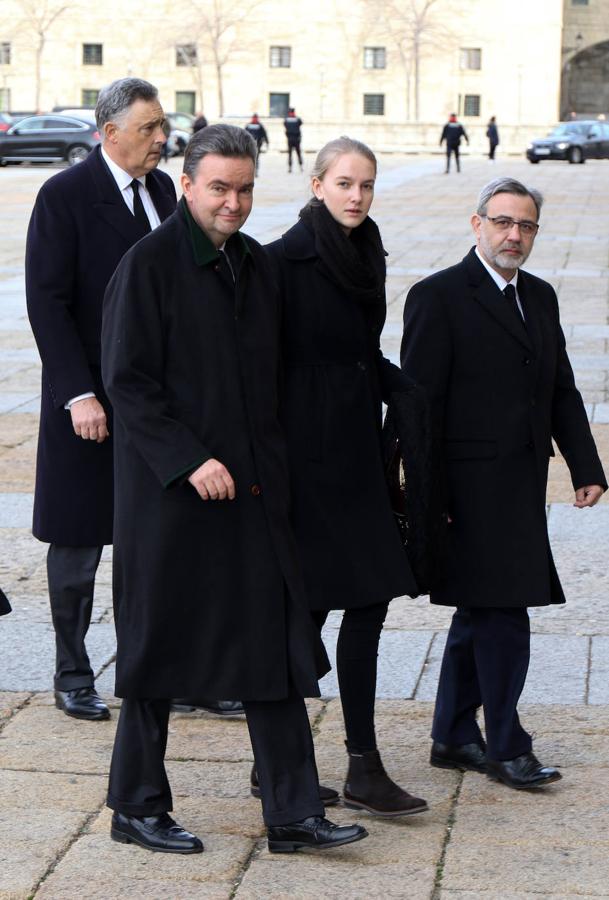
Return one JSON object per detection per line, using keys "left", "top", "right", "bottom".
{"left": 250, "top": 765, "right": 339, "bottom": 807}
{"left": 430, "top": 740, "right": 487, "bottom": 773}
{"left": 111, "top": 812, "right": 204, "bottom": 854}
{"left": 486, "top": 752, "right": 562, "bottom": 789}
{"left": 268, "top": 816, "right": 368, "bottom": 853}
{"left": 170, "top": 699, "right": 245, "bottom": 716}
{"left": 54, "top": 687, "right": 110, "bottom": 721}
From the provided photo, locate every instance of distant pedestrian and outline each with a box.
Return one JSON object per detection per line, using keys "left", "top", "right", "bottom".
{"left": 245, "top": 112, "right": 269, "bottom": 175}
{"left": 486, "top": 116, "right": 499, "bottom": 161}
{"left": 440, "top": 113, "right": 469, "bottom": 174}
{"left": 284, "top": 107, "right": 303, "bottom": 172}
{"left": 193, "top": 112, "right": 208, "bottom": 132}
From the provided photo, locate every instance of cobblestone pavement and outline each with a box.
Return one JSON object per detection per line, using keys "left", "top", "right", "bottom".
{"left": 0, "top": 151, "right": 608, "bottom": 898}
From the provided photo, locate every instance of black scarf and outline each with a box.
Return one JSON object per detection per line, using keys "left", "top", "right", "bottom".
{"left": 298, "top": 200, "right": 386, "bottom": 305}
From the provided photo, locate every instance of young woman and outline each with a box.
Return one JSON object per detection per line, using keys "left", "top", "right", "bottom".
{"left": 265, "top": 137, "right": 428, "bottom": 817}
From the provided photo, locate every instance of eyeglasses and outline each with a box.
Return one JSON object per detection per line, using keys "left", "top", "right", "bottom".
{"left": 480, "top": 215, "right": 539, "bottom": 236}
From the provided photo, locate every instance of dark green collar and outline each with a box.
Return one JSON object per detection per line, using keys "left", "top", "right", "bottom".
{"left": 180, "top": 196, "right": 251, "bottom": 267}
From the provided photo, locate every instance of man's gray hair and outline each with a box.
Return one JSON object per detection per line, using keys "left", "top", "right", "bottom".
{"left": 477, "top": 177, "right": 544, "bottom": 220}
{"left": 95, "top": 78, "right": 159, "bottom": 130}
{"left": 183, "top": 124, "right": 256, "bottom": 179}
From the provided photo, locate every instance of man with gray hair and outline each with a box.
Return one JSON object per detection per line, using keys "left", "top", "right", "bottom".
{"left": 401, "top": 177, "right": 606, "bottom": 789}
{"left": 101, "top": 124, "right": 367, "bottom": 855}
{"left": 26, "top": 77, "right": 176, "bottom": 721}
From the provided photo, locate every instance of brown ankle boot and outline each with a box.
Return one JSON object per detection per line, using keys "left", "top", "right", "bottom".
{"left": 343, "top": 749, "right": 428, "bottom": 817}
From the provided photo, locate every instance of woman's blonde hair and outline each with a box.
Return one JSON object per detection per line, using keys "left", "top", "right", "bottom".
{"left": 310, "top": 136, "right": 377, "bottom": 182}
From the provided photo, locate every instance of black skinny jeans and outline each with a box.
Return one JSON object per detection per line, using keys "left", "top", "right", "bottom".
{"left": 311, "top": 601, "right": 389, "bottom": 755}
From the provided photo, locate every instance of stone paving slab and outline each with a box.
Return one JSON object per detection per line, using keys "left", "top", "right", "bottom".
{"left": 0, "top": 621, "right": 116, "bottom": 691}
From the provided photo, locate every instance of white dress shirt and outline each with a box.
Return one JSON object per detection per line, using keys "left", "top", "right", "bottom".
{"left": 475, "top": 247, "right": 524, "bottom": 319}
{"left": 66, "top": 148, "right": 163, "bottom": 410}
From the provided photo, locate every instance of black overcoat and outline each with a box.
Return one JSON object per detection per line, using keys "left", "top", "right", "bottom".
{"left": 101, "top": 203, "right": 329, "bottom": 699}
{"left": 25, "top": 146, "right": 176, "bottom": 546}
{"left": 266, "top": 219, "right": 417, "bottom": 610}
{"left": 401, "top": 247, "right": 607, "bottom": 608}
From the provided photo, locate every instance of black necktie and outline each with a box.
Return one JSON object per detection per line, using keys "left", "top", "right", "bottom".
{"left": 130, "top": 179, "right": 151, "bottom": 234}
{"left": 503, "top": 283, "right": 525, "bottom": 327}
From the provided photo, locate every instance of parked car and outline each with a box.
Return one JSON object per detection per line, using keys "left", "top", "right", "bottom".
{"left": 165, "top": 112, "right": 195, "bottom": 156}
{"left": 526, "top": 120, "right": 609, "bottom": 164}
{"left": 0, "top": 113, "right": 13, "bottom": 133}
{"left": 0, "top": 114, "right": 100, "bottom": 167}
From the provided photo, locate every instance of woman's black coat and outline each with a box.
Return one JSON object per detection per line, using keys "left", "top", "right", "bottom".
{"left": 266, "top": 218, "right": 417, "bottom": 611}
{"left": 102, "top": 206, "right": 328, "bottom": 699}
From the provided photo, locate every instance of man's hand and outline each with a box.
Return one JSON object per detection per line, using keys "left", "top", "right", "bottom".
{"left": 188, "top": 458, "right": 235, "bottom": 501}
{"left": 70, "top": 397, "right": 109, "bottom": 443}
{"left": 574, "top": 485, "right": 604, "bottom": 508}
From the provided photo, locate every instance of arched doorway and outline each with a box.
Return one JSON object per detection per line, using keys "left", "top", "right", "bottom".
{"left": 561, "top": 40, "right": 609, "bottom": 120}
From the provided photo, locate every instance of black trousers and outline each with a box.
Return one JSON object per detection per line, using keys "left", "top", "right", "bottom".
{"left": 432, "top": 607, "right": 532, "bottom": 760}
{"left": 489, "top": 142, "right": 498, "bottom": 160}
{"left": 445, "top": 146, "right": 460, "bottom": 171}
{"left": 107, "top": 692, "right": 324, "bottom": 827}
{"left": 312, "top": 601, "right": 389, "bottom": 755}
{"left": 47, "top": 544, "right": 103, "bottom": 691}
{"left": 287, "top": 140, "right": 303, "bottom": 169}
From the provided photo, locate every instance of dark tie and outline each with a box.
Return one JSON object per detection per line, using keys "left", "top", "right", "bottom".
{"left": 503, "top": 283, "right": 525, "bottom": 326}
{"left": 130, "top": 179, "right": 151, "bottom": 233}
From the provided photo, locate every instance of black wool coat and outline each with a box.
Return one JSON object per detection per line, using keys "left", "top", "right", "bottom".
{"left": 102, "top": 203, "right": 329, "bottom": 699}
{"left": 266, "top": 218, "right": 418, "bottom": 610}
{"left": 401, "top": 247, "right": 607, "bottom": 609}
{"left": 25, "top": 146, "right": 176, "bottom": 546}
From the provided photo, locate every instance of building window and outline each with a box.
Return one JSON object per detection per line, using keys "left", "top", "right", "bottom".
{"left": 269, "top": 92, "right": 289, "bottom": 117}
{"left": 463, "top": 94, "right": 481, "bottom": 117}
{"left": 269, "top": 46, "right": 291, "bottom": 67}
{"left": 459, "top": 47, "right": 481, "bottom": 70}
{"left": 363, "top": 93, "right": 385, "bottom": 115}
{"left": 176, "top": 44, "right": 197, "bottom": 66}
{"left": 571, "top": 0, "right": 589, "bottom": 5}
{"left": 363, "top": 47, "right": 386, "bottom": 69}
{"left": 81, "top": 89, "right": 99, "bottom": 106}
{"left": 175, "top": 91, "right": 195, "bottom": 114}
{"left": 0, "top": 42, "right": 11, "bottom": 65}
{"left": 0, "top": 87, "right": 10, "bottom": 111}
{"left": 82, "top": 43, "right": 103, "bottom": 66}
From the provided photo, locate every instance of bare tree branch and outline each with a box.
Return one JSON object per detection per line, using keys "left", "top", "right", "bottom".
{"left": 12, "top": 0, "right": 69, "bottom": 111}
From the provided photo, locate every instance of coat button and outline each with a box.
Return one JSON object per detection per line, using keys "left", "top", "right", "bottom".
{"left": 214, "top": 264, "right": 221, "bottom": 272}
{"left": 526, "top": 440, "right": 534, "bottom": 450}
{"left": 523, "top": 357, "right": 531, "bottom": 365}
{"left": 357, "top": 361, "right": 367, "bottom": 371}
{"left": 251, "top": 484, "right": 261, "bottom": 496}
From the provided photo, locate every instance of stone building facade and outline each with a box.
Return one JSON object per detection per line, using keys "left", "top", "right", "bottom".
{"left": 0, "top": 0, "right": 605, "bottom": 152}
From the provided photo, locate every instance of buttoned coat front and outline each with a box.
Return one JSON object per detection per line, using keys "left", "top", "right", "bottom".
{"left": 26, "top": 146, "right": 177, "bottom": 546}
{"left": 102, "top": 205, "right": 329, "bottom": 699}
{"left": 401, "top": 247, "right": 606, "bottom": 609}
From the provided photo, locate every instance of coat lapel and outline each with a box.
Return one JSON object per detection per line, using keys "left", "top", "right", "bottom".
{"left": 517, "top": 271, "right": 543, "bottom": 361}
{"left": 87, "top": 146, "right": 168, "bottom": 244}
{"left": 465, "top": 248, "right": 533, "bottom": 352}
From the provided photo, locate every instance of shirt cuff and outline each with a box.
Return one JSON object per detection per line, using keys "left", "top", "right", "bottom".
{"left": 64, "top": 392, "right": 96, "bottom": 410}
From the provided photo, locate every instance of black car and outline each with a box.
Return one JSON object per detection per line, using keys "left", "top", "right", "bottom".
{"left": 526, "top": 120, "right": 609, "bottom": 164}
{"left": 0, "top": 114, "right": 100, "bottom": 167}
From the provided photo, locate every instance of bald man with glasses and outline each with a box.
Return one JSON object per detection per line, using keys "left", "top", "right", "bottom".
{"left": 401, "top": 177, "right": 606, "bottom": 790}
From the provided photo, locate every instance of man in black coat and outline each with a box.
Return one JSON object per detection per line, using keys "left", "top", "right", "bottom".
{"left": 284, "top": 107, "right": 303, "bottom": 172}
{"left": 25, "top": 78, "right": 176, "bottom": 721}
{"left": 401, "top": 177, "right": 606, "bottom": 789}
{"left": 439, "top": 113, "right": 469, "bottom": 173}
{"left": 101, "top": 124, "right": 367, "bottom": 855}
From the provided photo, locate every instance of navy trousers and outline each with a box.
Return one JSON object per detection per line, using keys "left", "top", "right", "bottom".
{"left": 432, "top": 607, "right": 532, "bottom": 760}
